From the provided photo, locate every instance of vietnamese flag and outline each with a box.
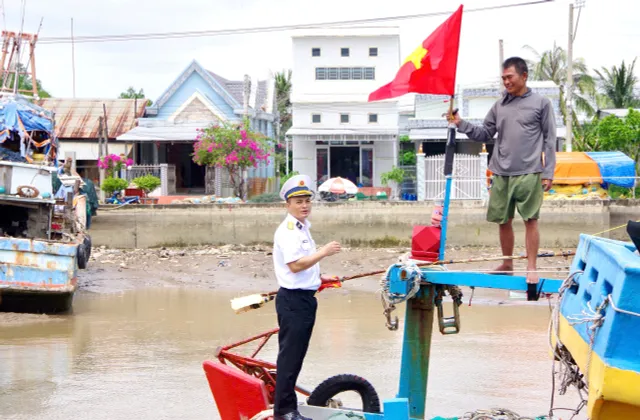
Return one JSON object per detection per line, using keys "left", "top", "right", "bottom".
{"left": 368, "top": 5, "right": 463, "bottom": 101}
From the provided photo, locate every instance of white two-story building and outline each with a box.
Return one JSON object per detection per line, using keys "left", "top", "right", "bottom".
{"left": 286, "top": 28, "right": 401, "bottom": 189}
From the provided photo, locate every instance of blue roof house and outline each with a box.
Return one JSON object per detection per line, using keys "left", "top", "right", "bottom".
{"left": 117, "top": 60, "right": 276, "bottom": 196}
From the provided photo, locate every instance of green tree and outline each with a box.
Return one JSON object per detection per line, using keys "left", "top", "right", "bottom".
{"left": 0, "top": 63, "right": 51, "bottom": 98}
{"left": 192, "top": 119, "right": 270, "bottom": 198}
{"left": 597, "top": 109, "right": 640, "bottom": 171}
{"left": 119, "top": 86, "right": 152, "bottom": 106}
{"left": 573, "top": 116, "right": 602, "bottom": 152}
{"left": 274, "top": 69, "right": 292, "bottom": 140}
{"left": 594, "top": 58, "right": 639, "bottom": 109}
{"left": 524, "top": 43, "right": 596, "bottom": 119}
{"left": 273, "top": 69, "right": 292, "bottom": 176}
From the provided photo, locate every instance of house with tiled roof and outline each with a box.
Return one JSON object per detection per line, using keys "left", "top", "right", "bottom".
{"left": 117, "top": 60, "right": 276, "bottom": 195}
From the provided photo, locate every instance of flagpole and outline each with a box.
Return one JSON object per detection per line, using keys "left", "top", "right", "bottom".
{"left": 438, "top": 95, "right": 457, "bottom": 260}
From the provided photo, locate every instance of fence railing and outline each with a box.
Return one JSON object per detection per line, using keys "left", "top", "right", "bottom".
{"left": 123, "top": 164, "right": 176, "bottom": 195}
{"left": 418, "top": 152, "right": 489, "bottom": 201}
{"left": 209, "top": 166, "right": 277, "bottom": 198}
{"left": 124, "top": 165, "right": 162, "bottom": 180}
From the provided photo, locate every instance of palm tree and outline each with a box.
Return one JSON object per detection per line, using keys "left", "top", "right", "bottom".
{"left": 524, "top": 43, "right": 596, "bottom": 120}
{"left": 594, "top": 58, "right": 639, "bottom": 109}
{"left": 273, "top": 69, "right": 293, "bottom": 176}
{"left": 274, "top": 69, "right": 292, "bottom": 142}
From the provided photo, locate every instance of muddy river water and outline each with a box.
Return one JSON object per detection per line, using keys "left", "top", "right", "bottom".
{"left": 0, "top": 285, "right": 583, "bottom": 420}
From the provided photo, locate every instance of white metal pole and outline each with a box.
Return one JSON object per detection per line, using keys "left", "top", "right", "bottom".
{"left": 566, "top": 3, "right": 574, "bottom": 152}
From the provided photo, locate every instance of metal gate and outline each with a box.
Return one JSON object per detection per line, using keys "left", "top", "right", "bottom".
{"left": 424, "top": 153, "right": 486, "bottom": 200}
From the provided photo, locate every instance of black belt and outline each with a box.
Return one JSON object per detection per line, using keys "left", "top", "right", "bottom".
{"left": 278, "top": 287, "right": 317, "bottom": 296}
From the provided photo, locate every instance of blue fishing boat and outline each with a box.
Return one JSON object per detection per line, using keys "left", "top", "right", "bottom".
{"left": 554, "top": 233, "right": 640, "bottom": 419}
{"left": 0, "top": 94, "right": 90, "bottom": 313}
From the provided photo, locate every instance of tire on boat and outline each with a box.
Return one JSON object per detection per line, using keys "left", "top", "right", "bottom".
{"left": 306, "top": 374, "right": 381, "bottom": 413}
{"left": 83, "top": 235, "right": 92, "bottom": 260}
{"left": 77, "top": 242, "right": 88, "bottom": 269}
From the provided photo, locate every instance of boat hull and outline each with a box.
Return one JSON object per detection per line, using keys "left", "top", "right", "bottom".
{"left": 560, "top": 234, "right": 640, "bottom": 420}
{"left": 0, "top": 237, "right": 78, "bottom": 313}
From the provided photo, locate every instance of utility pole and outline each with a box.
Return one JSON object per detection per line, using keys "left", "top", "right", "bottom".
{"left": 102, "top": 103, "right": 110, "bottom": 157}
{"left": 498, "top": 39, "right": 504, "bottom": 78}
{"left": 565, "top": 0, "right": 586, "bottom": 153}
{"left": 566, "top": 3, "right": 574, "bottom": 152}
{"left": 242, "top": 74, "right": 250, "bottom": 200}
{"left": 71, "top": 18, "right": 76, "bottom": 98}
{"left": 243, "top": 74, "right": 250, "bottom": 118}
{"left": 98, "top": 116, "right": 105, "bottom": 202}
{"left": 498, "top": 39, "right": 504, "bottom": 93}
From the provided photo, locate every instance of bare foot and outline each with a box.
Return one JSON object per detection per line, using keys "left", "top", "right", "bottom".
{"left": 526, "top": 268, "right": 539, "bottom": 284}
{"left": 491, "top": 263, "right": 513, "bottom": 275}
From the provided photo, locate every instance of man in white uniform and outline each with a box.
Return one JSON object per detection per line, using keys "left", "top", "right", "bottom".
{"left": 272, "top": 175, "right": 341, "bottom": 420}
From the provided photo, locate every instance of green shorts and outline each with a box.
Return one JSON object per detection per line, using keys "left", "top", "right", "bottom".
{"left": 487, "top": 173, "right": 543, "bottom": 224}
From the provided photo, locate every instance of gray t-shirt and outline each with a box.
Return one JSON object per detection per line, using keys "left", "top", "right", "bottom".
{"left": 457, "top": 89, "right": 557, "bottom": 179}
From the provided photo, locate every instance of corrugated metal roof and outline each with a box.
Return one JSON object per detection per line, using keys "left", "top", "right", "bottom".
{"left": 34, "top": 98, "right": 147, "bottom": 139}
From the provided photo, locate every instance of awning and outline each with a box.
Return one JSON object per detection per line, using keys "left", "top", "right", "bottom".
{"left": 286, "top": 127, "right": 398, "bottom": 136}
{"left": 409, "top": 127, "right": 567, "bottom": 140}
{"left": 409, "top": 129, "right": 470, "bottom": 140}
{"left": 116, "top": 125, "right": 199, "bottom": 142}
{"left": 58, "top": 141, "right": 130, "bottom": 161}
{"left": 117, "top": 119, "right": 204, "bottom": 142}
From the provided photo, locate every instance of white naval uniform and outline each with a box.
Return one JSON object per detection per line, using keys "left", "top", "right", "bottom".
{"left": 273, "top": 213, "right": 320, "bottom": 291}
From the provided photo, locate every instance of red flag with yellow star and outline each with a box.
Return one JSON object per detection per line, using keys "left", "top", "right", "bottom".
{"left": 368, "top": 5, "right": 463, "bottom": 101}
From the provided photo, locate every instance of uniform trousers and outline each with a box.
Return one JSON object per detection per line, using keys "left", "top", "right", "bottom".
{"left": 273, "top": 287, "right": 317, "bottom": 415}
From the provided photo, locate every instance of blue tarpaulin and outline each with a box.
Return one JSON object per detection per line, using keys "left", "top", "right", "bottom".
{"left": 585, "top": 151, "right": 637, "bottom": 188}
{"left": 0, "top": 96, "right": 54, "bottom": 142}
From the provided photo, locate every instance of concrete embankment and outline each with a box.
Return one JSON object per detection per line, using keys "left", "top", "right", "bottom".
{"left": 89, "top": 200, "right": 640, "bottom": 249}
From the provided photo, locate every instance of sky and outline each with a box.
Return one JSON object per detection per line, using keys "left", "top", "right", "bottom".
{"left": 2, "top": 0, "right": 638, "bottom": 102}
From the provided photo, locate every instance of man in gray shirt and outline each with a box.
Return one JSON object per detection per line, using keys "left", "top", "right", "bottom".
{"left": 449, "top": 57, "right": 557, "bottom": 287}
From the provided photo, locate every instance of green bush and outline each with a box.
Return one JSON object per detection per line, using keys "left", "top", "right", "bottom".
{"left": 132, "top": 174, "right": 161, "bottom": 194}
{"left": 400, "top": 150, "right": 417, "bottom": 165}
{"left": 608, "top": 185, "right": 640, "bottom": 199}
{"left": 280, "top": 170, "right": 299, "bottom": 186}
{"left": 381, "top": 166, "right": 405, "bottom": 185}
{"left": 101, "top": 177, "right": 129, "bottom": 195}
{"left": 249, "top": 192, "right": 282, "bottom": 203}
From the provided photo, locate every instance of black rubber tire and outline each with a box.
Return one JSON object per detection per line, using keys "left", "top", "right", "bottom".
{"left": 77, "top": 243, "right": 88, "bottom": 269}
{"left": 306, "top": 374, "right": 381, "bottom": 413}
{"left": 83, "top": 236, "right": 92, "bottom": 260}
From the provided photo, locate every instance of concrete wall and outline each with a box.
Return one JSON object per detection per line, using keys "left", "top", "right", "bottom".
{"left": 292, "top": 141, "right": 317, "bottom": 186}
{"left": 374, "top": 141, "right": 394, "bottom": 186}
{"left": 90, "top": 201, "right": 640, "bottom": 249}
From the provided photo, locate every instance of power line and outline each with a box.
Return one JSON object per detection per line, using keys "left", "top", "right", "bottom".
{"left": 37, "top": 0, "right": 554, "bottom": 45}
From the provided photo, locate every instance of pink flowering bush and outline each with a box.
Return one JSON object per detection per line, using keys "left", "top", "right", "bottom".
{"left": 98, "top": 154, "right": 134, "bottom": 178}
{"left": 192, "top": 120, "right": 270, "bottom": 198}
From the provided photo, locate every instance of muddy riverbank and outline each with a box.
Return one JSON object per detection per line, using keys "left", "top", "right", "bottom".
{"left": 77, "top": 244, "right": 572, "bottom": 295}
